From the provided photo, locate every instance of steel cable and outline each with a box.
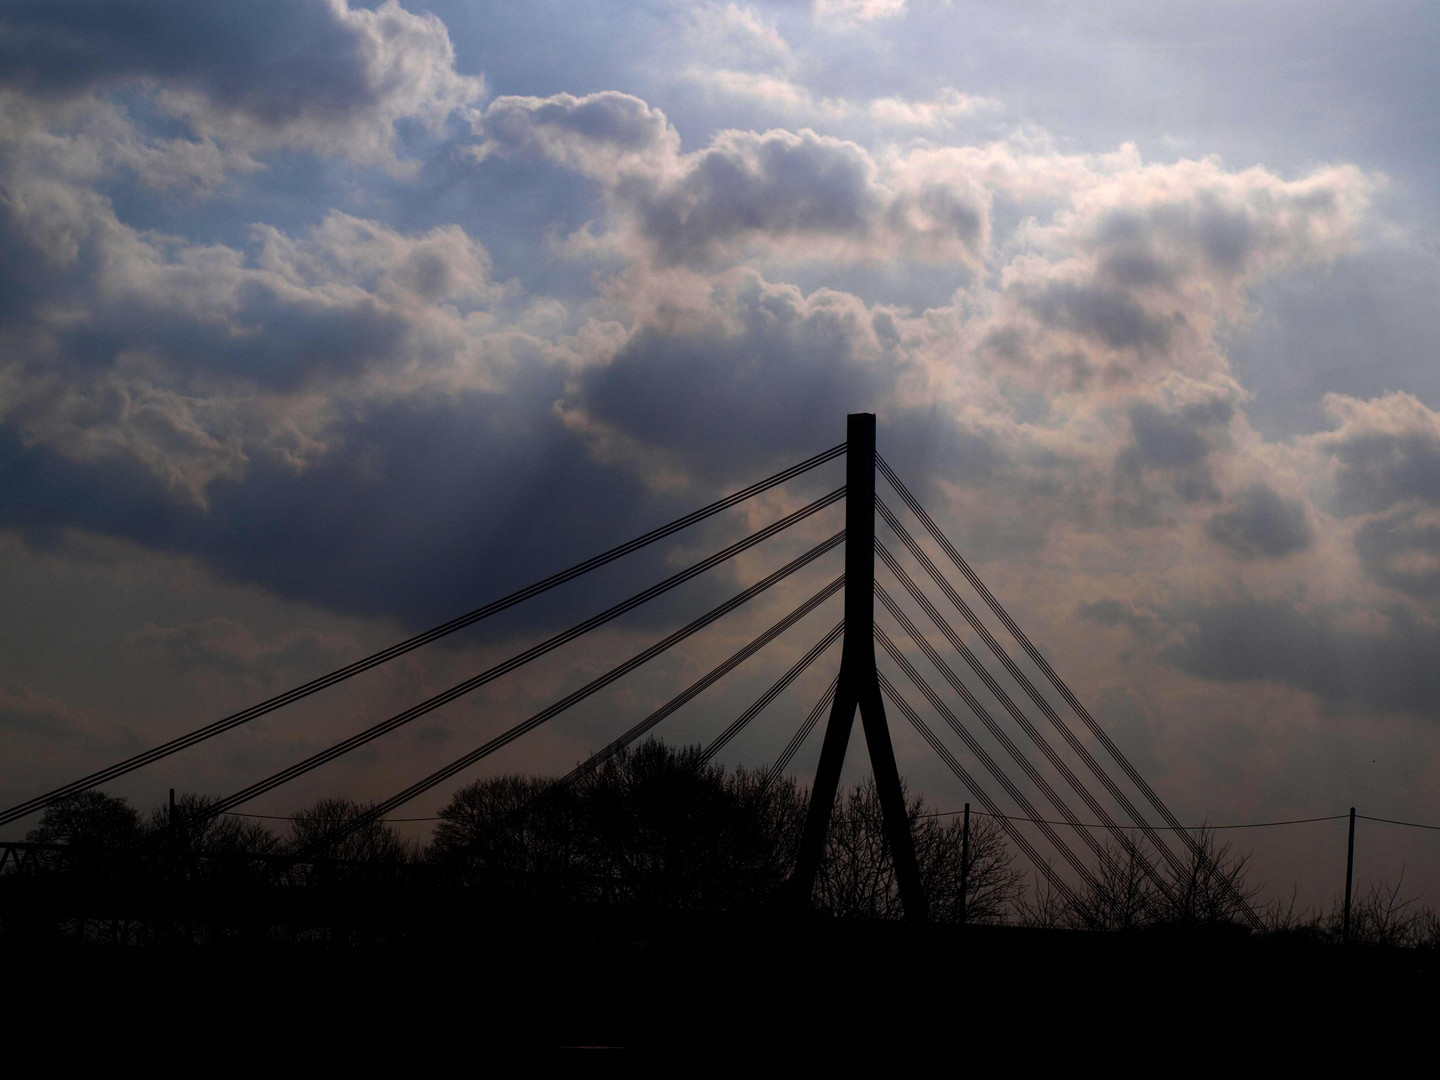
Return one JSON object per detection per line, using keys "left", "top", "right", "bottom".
{"left": 195, "top": 498, "right": 845, "bottom": 821}
{"left": 765, "top": 678, "right": 837, "bottom": 787}
{"left": 873, "top": 623, "right": 1102, "bottom": 895}
{"left": 875, "top": 454, "right": 1264, "bottom": 931}
{"left": 876, "top": 670, "right": 1083, "bottom": 911}
{"left": 875, "top": 552, "right": 1175, "bottom": 909}
{"left": 701, "top": 621, "right": 844, "bottom": 764}
{"left": 874, "top": 577, "right": 1171, "bottom": 910}
{"left": 551, "top": 579, "right": 845, "bottom": 792}
{"left": 0, "top": 445, "right": 845, "bottom": 828}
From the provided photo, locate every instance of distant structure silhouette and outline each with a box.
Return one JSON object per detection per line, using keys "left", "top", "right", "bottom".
{"left": 0, "top": 413, "right": 1262, "bottom": 932}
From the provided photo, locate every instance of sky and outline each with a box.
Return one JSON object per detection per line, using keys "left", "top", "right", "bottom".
{"left": 3, "top": 0, "right": 1440, "bottom": 910}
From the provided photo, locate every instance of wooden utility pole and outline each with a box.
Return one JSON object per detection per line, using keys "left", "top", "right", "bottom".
{"left": 1343, "top": 806, "right": 1356, "bottom": 946}
{"left": 791, "top": 414, "right": 927, "bottom": 921}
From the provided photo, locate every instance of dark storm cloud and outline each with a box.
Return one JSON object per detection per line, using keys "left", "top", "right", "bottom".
{"left": 1113, "top": 396, "right": 1231, "bottom": 520}
{"left": 1020, "top": 280, "right": 1173, "bottom": 352}
{"left": 0, "top": 378, "right": 763, "bottom": 633}
{"left": 1127, "top": 398, "right": 1232, "bottom": 469}
{"left": 640, "top": 129, "right": 879, "bottom": 266}
{"left": 0, "top": 682, "right": 85, "bottom": 737}
{"left": 1329, "top": 428, "right": 1440, "bottom": 517}
{"left": 0, "top": 0, "right": 481, "bottom": 164}
{"left": 52, "top": 281, "right": 415, "bottom": 393}
{"left": 1077, "top": 598, "right": 1155, "bottom": 637}
{"left": 1111, "top": 198, "right": 1259, "bottom": 277}
{"left": 1204, "top": 483, "right": 1313, "bottom": 560}
{"left": 1166, "top": 598, "right": 1440, "bottom": 716}
{"left": 578, "top": 277, "right": 896, "bottom": 475}
{"left": 133, "top": 619, "right": 340, "bottom": 679}
{"left": 1354, "top": 508, "right": 1440, "bottom": 597}
{"left": 1, "top": 0, "right": 382, "bottom": 116}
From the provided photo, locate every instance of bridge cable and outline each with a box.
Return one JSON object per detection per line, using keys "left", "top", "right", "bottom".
{"left": 550, "top": 583, "right": 843, "bottom": 793}
{"left": 874, "top": 576, "right": 1171, "bottom": 913}
{"left": 308, "top": 559, "right": 847, "bottom": 843}
{"left": 765, "top": 678, "right": 837, "bottom": 788}
{"left": 877, "top": 496, "right": 1189, "bottom": 878}
{"left": 876, "top": 552, "right": 1174, "bottom": 909}
{"left": 875, "top": 670, "right": 1084, "bottom": 913}
{"left": 701, "top": 621, "right": 844, "bottom": 764}
{"left": 873, "top": 623, "right": 1103, "bottom": 898}
{"left": 188, "top": 497, "right": 845, "bottom": 824}
{"left": 0, "top": 445, "right": 845, "bottom": 829}
{"left": 875, "top": 454, "right": 1263, "bottom": 931}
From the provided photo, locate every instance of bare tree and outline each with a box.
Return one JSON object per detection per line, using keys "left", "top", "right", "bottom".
{"left": 145, "top": 792, "right": 279, "bottom": 880}
{"left": 1161, "top": 826, "right": 1259, "bottom": 927}
{"left": 811, "top": 780, "right": 1023, "bottom": 923}
{"left": 1332, "top": 874, "right": 1426, "bottom": 948}
{"left": 284, "top": 797, "right": 419, "bottom": 883}
{"left": 430, "top": 773, "right": 577, "bottom": 895}
{"left": 26, "top": 789, "right": 141, "bottom": 853}
{"left": 1015, "top": 860, "right": 1069, "bottom": 929}
{"left": 1066, "top": 837, "right": 1159, "bottom": 931}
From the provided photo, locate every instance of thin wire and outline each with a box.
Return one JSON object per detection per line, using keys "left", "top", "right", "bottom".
{"left": 701, "top": 621, "right": 844, "bottom": 764}
{"left": 765, "top": 678, "right": 837, "bottom": 787}
{"left": 0, "top": 444, "right": 846, "bottom": 829}
{"left": 874, "top": 622, "right": 1103, "bottom": 894}
{"left": 550, "top": 582, "right": 845, "bottom": 792}
{"left": 222, "top": 812, "right": 444, "bottom": 822}
{"left": 874, "top": 576, "right": 1170, "bottom": 908}
{"left": 330, "top": 559, "right": 847, "bottom": 840}
{"left": 876, "top": 670, "right": 1083, "bottom": 910}
{"left": 193, "top": 496, "right": 845, "bottom": 824}
{"left": 223, "top": 809, "right": 1361, "bottom": 830}
{"left": 876, "top": 500, "right": 1188, "bottom": 884}
{"left": 874, "top": 458, "right": 1264, "bottom": 932}
{"left": 1358, "top": 814, "right": 1440, "bottom": 832}
{"left": 922, "top": 810, "right": 1351, "bottom": 830}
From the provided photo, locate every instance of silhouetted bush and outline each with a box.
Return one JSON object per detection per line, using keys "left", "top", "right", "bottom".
{"left": 432, "top": 740, "right": 808, "bottom": 911}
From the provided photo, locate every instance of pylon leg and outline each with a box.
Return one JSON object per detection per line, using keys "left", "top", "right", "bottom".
{"left": 789, "top": 412, "right": 927, "bottom": 921}
{"left": 791, "top": 676, "right": 857, "bottom": 906}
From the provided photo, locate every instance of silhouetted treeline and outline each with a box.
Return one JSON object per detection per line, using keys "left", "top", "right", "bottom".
{"left": 6, "top": 739, "right": 1439, "bottom": 948}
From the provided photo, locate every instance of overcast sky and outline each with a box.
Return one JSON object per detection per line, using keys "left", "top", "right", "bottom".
{"left": 3, "top": 0, "right": 1439, "bottom": 908}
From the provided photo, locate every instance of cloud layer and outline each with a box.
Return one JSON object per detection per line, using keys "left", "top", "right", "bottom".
{"left": 3, "top": 1, "right": 1440, "bottom": 903}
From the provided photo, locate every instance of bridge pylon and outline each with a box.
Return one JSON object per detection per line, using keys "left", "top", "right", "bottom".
{"left": 791, "top": 413, "right": 927, "bottom": 921}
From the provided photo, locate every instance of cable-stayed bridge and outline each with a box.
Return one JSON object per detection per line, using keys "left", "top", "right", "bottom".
{"left": 0, "top": 413, "right": 1261, "bottom": 930}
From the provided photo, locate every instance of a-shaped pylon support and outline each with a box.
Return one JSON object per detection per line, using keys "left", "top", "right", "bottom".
{"left": 792, "top": 413, "right": 927, "bottom": 921}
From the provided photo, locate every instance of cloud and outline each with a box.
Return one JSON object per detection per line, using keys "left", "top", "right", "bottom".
{"left": 0, "top": 121, "right": 510, "bottom": 500}
{"left": 868, "top": 89, "right": 999, "bottom": 129}
{"left": 1354, "top": 507, "right": 1440, "bottom": 598}
{"left": 1166, "top": 598, "right": 1440, "bottom": 716}
{"left": 1110, "top": 391, "right": 1234, "bottom": 522}
{"left": 1077, "top": 598, "right": 1156, "bottom": 637}
{"left": 0, "top": 0, "right": 484, "bottom": 165}
{"left": 687, "top": 4, "right": 793, "bottom": 69}
{"left": 575, "top": 269, "right": 899, "bottom": 472}
{"left": 1204, "top": 483, "right": 1313, "bottom": 559}
{"left": 476, "top": 92, "right": 991, "bottom": 269}
{"left": 814, "top": 0, "right": 907, "bottom": 23}
{"left": 1317, "top": 391, "right": 1440, "bottom": 517}
{"left": 0, "top": 681, "right": 87, "bottom": 737}
{"left": 132, "top": 618, "right": 347, "bottom": 679}
{"left": 1020, "top": 279, "right": 1175, "bottom": 353}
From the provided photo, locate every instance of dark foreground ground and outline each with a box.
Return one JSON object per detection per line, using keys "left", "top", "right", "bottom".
{"left": 3, "top": 888, "right": 1436, "bottom": 1054}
